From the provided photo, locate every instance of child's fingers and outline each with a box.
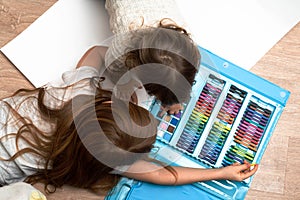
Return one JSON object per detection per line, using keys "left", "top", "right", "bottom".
{"left": 159, "top": 106, "right": 168, "bottom": 116}
{"left": 235, "top": 162, "right": 251, "bottom": 173}
{"left": 243, "top": 160, "right": 251, "bottom": 165}
{"left": 160, "top": 104, "right": 182, "bottom": 116}
{"left": 241, "top": 164, "right": 259, "bottom": 179}
{"left": 167, "top": 104, "right": 183, "bottom": 115}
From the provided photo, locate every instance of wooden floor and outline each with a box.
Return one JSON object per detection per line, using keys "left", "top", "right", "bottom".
{"left": 0, "top": 1, "right": 299, "bottom": 199}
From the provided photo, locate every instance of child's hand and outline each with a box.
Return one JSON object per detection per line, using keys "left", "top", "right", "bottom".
{"left": 160, "top": 103, "right": 183, "bottom": 115}
{"left": 220, "top": 160, "right": 259, "bottom": 181}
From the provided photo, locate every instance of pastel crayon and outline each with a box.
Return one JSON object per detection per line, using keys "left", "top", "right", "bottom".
{"left": 236, "top": 139, "right": 257, "bottom": 152}
{"left": 234, "top": 135, "right": 254, "bottom": 146}
{"left": 203, "top": 139, "right": 217, "bottom": 147}
{"left": 196, "top": 102, "right": 214, "bottom": 111}
{"left": 229, "top": 85, "right": 247, "bottom": 96}
{"left": 210, "top": 129, "right": 227, "bottom": 139}
{"left": 177, "top": 137, "right": 199, "bottom": 146}
{"left": 249, "top": 104, "right": 271, "bottom": 117}
{"left": 177, "top": 140, "right": 197, "bottom": 149}
{"left": 202, "top": 149, "right": 219, "bottom": 160}
{"left": 207, "top": 79, "right": 224, "bottom": 88}
{"left": 256, "top": 106, "right": 272, "bottom": 116}
{"left": 190, "top": 113, "right": 207, "bottom": 122}
{"left": 246, "top": 112, "right": 268, "bottom": 121}
{"left": 219, "top": 111, "right": 238, "bottom": 120}
{"left": 201, "top": 156, "right": 216, "bottom": 165}
{"left": 245, "top": 152, "right": 255, "bottom": 158}
{"left": 184, "top": 126, "right": 203, "bottom": 136}
{"left": 206, "top": 82, "right": 223, "bottom": 92}
{"left": 223, "top": 155, "right": 235, "bottom": 163}
{"left": 208, "top": 73, "right": 225, "bottom": 83}
{"left": 236, "top": 130, "right": 260, "bottom": 140}
{"left": 199, "top": 94, "right": 215, "bottom": 103}
{"left": 194, "top": 105, "right": 212, "bottom": 116}
{"left": 217, "top": 114, "right": 235, "bottom": 124}
{"left": 191, "top": 122, "right": 206, "bottom": 131}
{"left": 203, "top": 140, "right": 217, "bottom": 149}
{"left": 221, "top": 105, "right": 240, "bottom": 114}
{"left": 176, "top": 142, "right": 195, "bottom": 153}
{"left": 180, "top": 131, "right": 199, "bottom": 140}
{"left": 244, "top": 154, "right": 255, "bottom": 161}
{"left": 207, "top": 136, "right": 224, "bottom": 146}
{"left": 225, "top": 99, "right": 242, "bottom": 109}
{"left": 179, "top": 135, "right": 199, "bottom": 144}
{"left": 245, "top": 107, "right": 269, "bottom": 120}
{"left": 253, "top": 117, "right": 268, "bottom": 126}
{"left": 227, "top": 93, "right": 243, "bottom": 104}
{"left": 191, "top": 111, "right": 209, "bottom": 121}
{"left": 177, "top": 139, "right": 198, "bottom": 148}
{"left": 205, "top": 152, "right": 219, "bottom": 161}
{"left": 226, "top": 153, "right": 236, "bottom": 160}
{"left": 185, "top": 122, "right": 202, "bottom": 131}
{"left": 236, "top": 132, "right": 260, "bottom": 144}
{"left": 224, "top": 99, "right": 237, "bottom": 108}
{"left": 222, "top": 158, "right": 233, "bottom": 166}
{"left": 233, "top": 155, "right": 244, "bottom": 163}
{"left": 213, "top": 132, "right": 227, "bottom": 142}
{"left": 238, "top": 126, "right": 262, "bottom": 138}
{"left": 240, "top": 122, "right": 263, "bottom": 134}
{"left": 198, "top": 100, "right": 216, "bottom": 109}
{"left": 243, "top": 117, "right": 266, "bottom": 129}
{"left": 223, "top": 102, "right": 237, "bottom": 110}
{"left": 202, "top": 85, "right": 215, "bottom": 93}
{"left": 242, "top": 120, "right": 264, "bottom": 132}
{"left": 224, "top": 96, "right": 242, "bottom": 105}
{"left": 238, "top": 124, "right": 254, "bottom": 134}
{"left": 200, "top": 88, "right": 218, "bottom": 97}
{"left": 245, "top": 107, "right": 270, "bottom": 120}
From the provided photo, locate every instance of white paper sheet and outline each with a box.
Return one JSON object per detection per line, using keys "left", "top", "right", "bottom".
{"left": 1, "top": 0, "right": 113, "bottom": 87}
{"left": 175, "top": 0, "right": 300, "bottom": 69}
{"left": 1, "top": 0, "right": 299, "bottom": 87}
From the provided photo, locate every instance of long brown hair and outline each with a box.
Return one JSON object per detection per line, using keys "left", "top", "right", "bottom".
{"left": 1, "top": 79, "right": 159, "bottom": 193}
{"left": 106, "top": 19, "right": 201, "bottom": 106}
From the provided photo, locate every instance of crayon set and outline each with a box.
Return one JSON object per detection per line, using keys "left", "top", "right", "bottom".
{"left": 155, "top": 107, "right": 184, "bottom": 142}
{"left": 175, "top": 74, "right": 225, "bottom": 154}
{"left": 199, "top": 85, "right": 247, "bottom": 165}
{"left": 150, "top": 69, "right": 278, "bottom": 170}
{"left": 222, "top": 97, "right": 274, "bottom": 166}
{"left": 106, "top": 47, "right": 290, "bottom": 200}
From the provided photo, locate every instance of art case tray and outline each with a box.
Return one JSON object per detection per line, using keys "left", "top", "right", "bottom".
{"left": 105, "top": 46, "right": 290, "bottom": 200}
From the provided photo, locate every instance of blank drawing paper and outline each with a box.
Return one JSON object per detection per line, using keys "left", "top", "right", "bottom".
{"left": 1, "top": 0, "right": 300, "bottom": 87}
{"left": 1, "top": 0, "right": 113, "bottom": 87}
{"left": 175, "top": 0, "right": 300, "bottom": 70}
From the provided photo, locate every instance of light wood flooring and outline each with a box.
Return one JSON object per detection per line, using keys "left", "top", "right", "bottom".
{"left": 0, "top": 1, "right": 299, "bottom": 199}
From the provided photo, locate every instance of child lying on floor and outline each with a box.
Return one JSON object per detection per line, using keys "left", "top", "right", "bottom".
{"left": 0, "top": 19, "right": 258, "bottom": 197}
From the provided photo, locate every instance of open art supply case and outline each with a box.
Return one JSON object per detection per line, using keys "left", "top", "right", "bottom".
{"left": 105, "top": 47, "right": 290, "bottom": 200}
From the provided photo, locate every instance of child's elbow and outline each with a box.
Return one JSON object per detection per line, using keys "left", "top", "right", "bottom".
{"left": 151, "top": 169, "right": 177, "bottom": 185}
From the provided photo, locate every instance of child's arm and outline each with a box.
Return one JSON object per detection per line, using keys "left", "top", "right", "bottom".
{"left": 122, "top": 160, "right": 258, "bottom": 185}
{"left": 76, "top": 46, "right": 108, "bottom": 71}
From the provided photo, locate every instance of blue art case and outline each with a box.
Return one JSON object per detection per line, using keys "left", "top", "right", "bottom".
{"left": 105, "top": 46, "right": 290, "bottom": 200}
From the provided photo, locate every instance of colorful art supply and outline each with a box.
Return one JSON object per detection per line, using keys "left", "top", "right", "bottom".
{"left": 151, "top": 102, "right": 186, "bottom": 142}
{"left": 175, "top": 74, "right": 225, "bottom": 154}
{"left": 221, "top": 97, "right": 274, "bottom": 166}
{"left": 198, "top": 85, "right": 246, "bottom": 165}
{"left": 109, "top": 47, "right": 290, "bottom": 200}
